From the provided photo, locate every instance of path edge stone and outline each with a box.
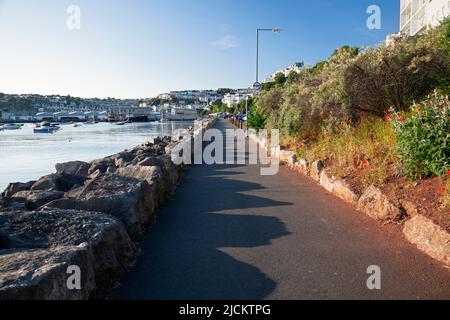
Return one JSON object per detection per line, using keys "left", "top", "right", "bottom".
{"left": 246, "top": 132, "right": 450, "bottom": 267}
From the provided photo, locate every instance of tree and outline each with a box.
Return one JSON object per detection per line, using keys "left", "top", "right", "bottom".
{"left": 247, "top": 110, "right": 267, "bottom": 131}
{"left": 274, "top": 72, "right": 287, "bottom": 86}
{"left": 286, "top": 70, "right": 300, "bottom": 84}
{"left": 344, "top": 25, "right": 449, "bottom": 116}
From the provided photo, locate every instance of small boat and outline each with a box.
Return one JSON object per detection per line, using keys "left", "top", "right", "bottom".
{"left": 73, "top": 123, "right": 83, "bottom": 128}
{"left": 33, "top": 122, "right": 60, "bottom": 133}
{"left": 115, "top": 120, "right": 131, "bottom": 126}
{"left": 33, "top": 127, "right": 54, "bottom": 133}
{"left": 1, "top": 123, "right": 22, "bottom": 130}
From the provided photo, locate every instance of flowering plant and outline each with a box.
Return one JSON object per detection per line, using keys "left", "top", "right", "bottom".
{"left": 388, "top": 96, "right": 450, "bottom": 179}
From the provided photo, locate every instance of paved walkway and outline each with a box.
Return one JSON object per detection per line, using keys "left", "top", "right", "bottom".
{"left": 116, "top": 119, "right": 450, "bottom": 300}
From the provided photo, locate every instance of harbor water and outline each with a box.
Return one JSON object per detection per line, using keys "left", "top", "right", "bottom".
{"left": 0, "top": 121, "right": 194, "bottom": 191}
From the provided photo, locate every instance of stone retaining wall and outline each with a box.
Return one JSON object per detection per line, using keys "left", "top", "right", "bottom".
{"left": 0, "top": 116, "right": 217, "bottom": 299}
{"left": 248, "top": 132, "right": 450, "bottom": 267}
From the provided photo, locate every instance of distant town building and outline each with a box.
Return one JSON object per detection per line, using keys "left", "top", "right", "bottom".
{"left": 265, "top": 62, "right": 304, "bottom": 83}
{"left": 400, "top": 0, "right": 450, "bottom": 36}
{"left": 222, "top": 92, "right": 251, "bottom": 108}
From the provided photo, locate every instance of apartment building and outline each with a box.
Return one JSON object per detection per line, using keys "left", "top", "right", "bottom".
{"left": 400, "top": 0, "right": 450, "bottom": 36}
{"left": 265, "top": 62, "right": 304, "bottom": 83}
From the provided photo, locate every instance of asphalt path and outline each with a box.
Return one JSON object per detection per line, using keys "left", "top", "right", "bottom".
{"left": 116, "top": 119, "right": 450, "bottom": 300}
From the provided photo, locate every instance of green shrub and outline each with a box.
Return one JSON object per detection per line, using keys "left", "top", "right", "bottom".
{"left": 390, "top": 96, "right": 450, "bottom": 179}
{"left": 247, "top": 111, "right": 267, "bottom": 132}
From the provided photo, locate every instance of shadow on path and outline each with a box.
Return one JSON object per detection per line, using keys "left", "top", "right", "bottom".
{"left": 116, "top": 162, "right": 291, "bottom": 299}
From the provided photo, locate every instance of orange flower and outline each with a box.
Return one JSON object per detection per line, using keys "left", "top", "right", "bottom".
{"left": 441, "top": 186, "right": 447, "bottom": 193}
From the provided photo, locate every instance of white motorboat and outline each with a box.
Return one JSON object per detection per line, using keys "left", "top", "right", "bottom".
{"left": 1, "top": 123, "right": 22, "bottom": 130}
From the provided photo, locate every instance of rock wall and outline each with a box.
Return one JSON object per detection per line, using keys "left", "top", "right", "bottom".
{"left": 0, "top": 116, "right": 217, "bottom": 300}
{"left": 247, "top": 131, "right": 450, "bottom": 268}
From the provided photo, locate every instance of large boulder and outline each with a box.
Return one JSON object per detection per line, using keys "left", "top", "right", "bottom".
{"left": 115, "top": 165, "right": 162, "bottom": 185}
{"left": 357, "top": 185, "right": 404, "bottom": 222}
{"left": 1, "top": 181, "right": 36, "bottom": 198}
{"left": 30, "top": 173, "right": 86, "bottom": 193}
{"left": 11, "top": 190, "right": 64, "bottom": 210}
{"left": 133, "top": 156, "right": 161, "bottom": 167}
{"left": 0, "top": 207, "right": 135, "bottom": 299}
{"left": 88, "top": 156, "right": 116, "bottom": 175}
{"left": 158, "top": 155, "right": 183, "bottom": 188}
{"left": 114, "top": 151, "right": 136, "bottom": 168}
{"left": 55, "top": 161, "right": 90, "bottom": 177}
{"left": 115, "top": 165, "right": 165, "bottom": 206}
{"left": 0, "top": 245, "right": 95, "bottom": 300}
{"left": 46, "top": 173, "right": 155, "bottom": 240}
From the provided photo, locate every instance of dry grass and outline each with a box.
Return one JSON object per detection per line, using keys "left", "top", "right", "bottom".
{"left": 295, "top": 116, "right": 399, "bottom": 188}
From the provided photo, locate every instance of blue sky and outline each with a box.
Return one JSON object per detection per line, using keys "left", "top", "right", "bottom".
{"left": 0, "top": 0, "right": 399, "bottom": 98}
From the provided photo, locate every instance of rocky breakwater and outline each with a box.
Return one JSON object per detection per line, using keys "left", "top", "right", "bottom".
{"left": 0, "top": 116, "right": 217, "bottom": 299}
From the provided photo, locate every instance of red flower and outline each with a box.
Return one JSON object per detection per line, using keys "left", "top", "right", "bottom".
{"left": 447, "top": 170, "right": 450, "bottom": 175}
{"left": 441, "top": 186, "right": 447, "bottom": 193}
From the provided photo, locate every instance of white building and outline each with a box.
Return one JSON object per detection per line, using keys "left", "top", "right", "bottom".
{"left": 222, "top": 93, "right": 249, "bottom": 108}
{"left": 265, "top": 62, "right": 304, "bottom": 83}
{"left": 400, "top": 0, "right": 450, "bottom": 36}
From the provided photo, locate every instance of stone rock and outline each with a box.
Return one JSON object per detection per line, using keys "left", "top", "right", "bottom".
{"left": 12, "top": 190, "right": 64, "bottom": 210}
{"left": 333, "top": 180, "right": 360, "bottom": 206}
{"left": 0, "top": 245, "right": 95, "bottom": 300}
{"left": 115, "top": 165, "right": 163, "bottom": 186}
{"left": 114, "top": 151, "right": 136, "bottom": 168}
{"left": 403, "top": 215, "right": 450, "bottom": 266}
{"left": 30, "top": 173, "right": 86, "bottom": 193}
{"left": 401, "top": 201, "right": 419, "bottom": 217}
{"left": 0, "top": 208, "right": 133, "bottom": 253}
{"left": 310, "top": 160, "right": 324, "bottom": 181}
{"left": 115, "top": 165, "right": 165, "bottom": 207}
{"left": 0, "top": 198, "right": 27, "bottom": 212}
{"left": 46, "top": 173, "right": 155, "bottom": 240}
{"left": 294, "top": 159, "right": 309, "bottom": 175}
{"left": 55, "top": 161, "right": 90, "bottom": 177}
{"left": 319, "top": 171, "right": 334, "bottom": 193}
{"left": 88, "top": 156, "right": 116, "bottom": 175}
{"left": 1, "top": 181, "right": 36, "bottom": 198}
{"left": 279, "top": 151, "right": 297, "bottom": 167}
{"left": 158, "top": 155, "right": 183, "bottom": 188}
{"left": 135, "top": 156, "right": 161, "bottom": 167}
{"left": 0, "top": 207, "right": 135, "bottom": 298}
{"left": 357, "top": 185, "right": 403, "bottom": 222}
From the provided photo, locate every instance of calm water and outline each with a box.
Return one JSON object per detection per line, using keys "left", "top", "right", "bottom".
{"left": 0, "top": 122, "right": 194, "bottom": 191}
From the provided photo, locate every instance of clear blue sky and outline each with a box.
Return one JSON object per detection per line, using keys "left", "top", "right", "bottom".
{"left": 0, "top": 0, "right": 400, "bottom": 98}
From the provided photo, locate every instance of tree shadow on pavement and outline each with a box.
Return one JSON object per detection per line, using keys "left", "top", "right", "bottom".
{"left": 115, "top": 163, "right": 292, "bottom": 300}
